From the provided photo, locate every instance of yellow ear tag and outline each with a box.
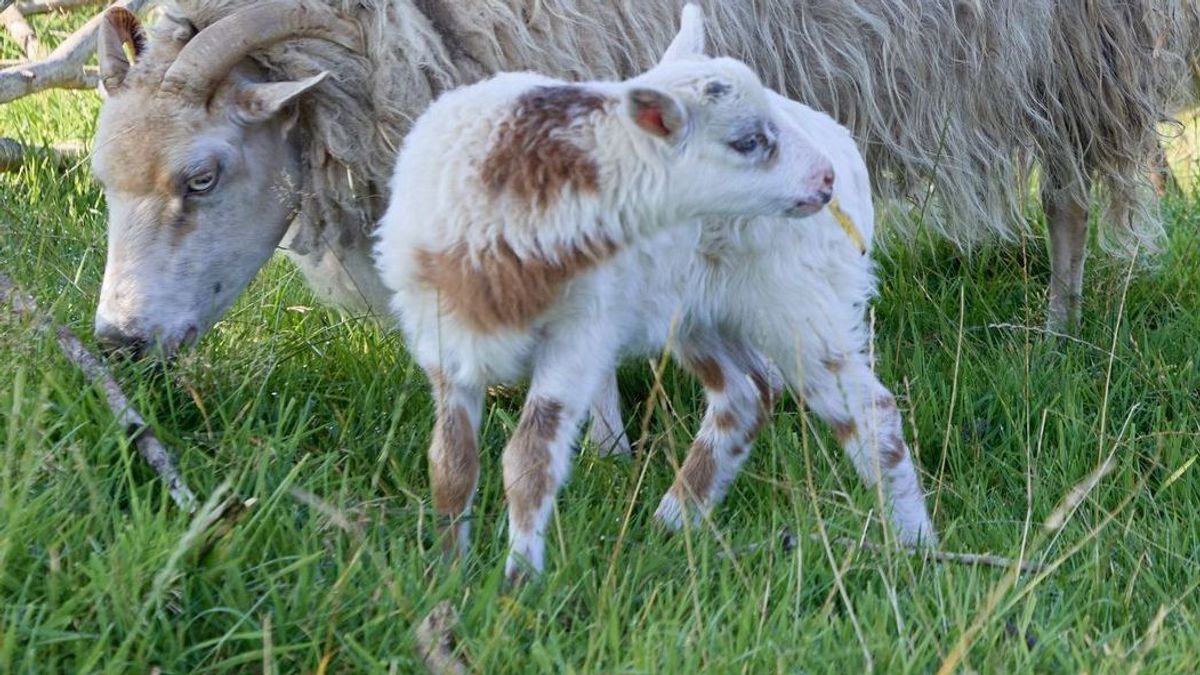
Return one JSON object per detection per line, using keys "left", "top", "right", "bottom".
{"left": 828, "top": 198, "right": 866, "bottom": 254}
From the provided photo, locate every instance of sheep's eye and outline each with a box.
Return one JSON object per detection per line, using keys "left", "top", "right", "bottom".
{"left": 729, "top": 133, "right": 767, "bottom": 155}
{"left": 186, "top": 171, "right": 217, "bottom": 195}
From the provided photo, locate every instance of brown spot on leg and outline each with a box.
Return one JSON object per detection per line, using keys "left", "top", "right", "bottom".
{"left": 830, "top": 419, "right": 857, "bottom": 444}
{"left": 714, "top": 409, "right": 739, "bottom": 432}
{"left": 428, "top": 403, "right": 478, "bottom": 556}
{"left": 875, "top": 393, "right": 897, "bottom": 411}
{"left": 822, "top": 356, "right": 845, "bottom": 374}
{"left": 687, "top": 356, "right": 726, "bottom": 392}
{"left": 480, "top": 86, "right": 609, "bottom": 209}
{"left": 675, "top": 436, "right": 717, "bottom": 502}
{"left": 504, "top": 397, "right": 564, "bottom": 532}
{"left": 747, "top": 365, "right": 777, "bottom": 410}
{"left": 880, "top": 431, "right": 909, "bottom": 471}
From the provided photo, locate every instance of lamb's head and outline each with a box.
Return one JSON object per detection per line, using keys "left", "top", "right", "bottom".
{"left": 90, "top": 3, "right": 359, "bottom": 358}
{"left": 619, "top": 4, "right": 834, "bottom": 221}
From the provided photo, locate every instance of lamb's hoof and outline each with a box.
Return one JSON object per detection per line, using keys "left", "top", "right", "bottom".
{"left": 597, "top": 434, "right": 632, "bottom": 458}
{"left": 896, "top": 519, "right": 938, "bottom": 549}
{"left": 654, "top": 492, "right": 686, "bottom": 531}
{"left": 503, "top": 553, "right": 541, "bottom": 586}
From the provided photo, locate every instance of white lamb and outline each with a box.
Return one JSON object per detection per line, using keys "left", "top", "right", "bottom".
{"left": 375, "top": 5, "right": 936, "bottom": 580}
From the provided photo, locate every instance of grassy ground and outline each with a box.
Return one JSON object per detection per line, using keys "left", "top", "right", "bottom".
{"left": 3, "top": 11, "right": 1200, "bottom": 674}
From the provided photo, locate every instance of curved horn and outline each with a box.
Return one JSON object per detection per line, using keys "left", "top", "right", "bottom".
{"left": 161, "top": 1, "right": 362, "bottom": 103}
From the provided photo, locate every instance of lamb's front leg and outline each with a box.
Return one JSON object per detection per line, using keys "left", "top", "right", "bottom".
{"left": 425, "top": 369, "right": 485, "bottom": 559}
{"left": 503, "top": 328, "right": 617, "bottom": 581}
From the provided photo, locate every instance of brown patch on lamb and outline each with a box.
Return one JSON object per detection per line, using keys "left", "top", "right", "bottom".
{"left": 480, "top": 86, "right": 608, "bottom": 209}
{"left": 416, "top": 234, "right": 619, "bottom": 331}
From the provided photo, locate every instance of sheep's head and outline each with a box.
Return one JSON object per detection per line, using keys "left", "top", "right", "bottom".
{"left": 620, "top": 4, "right": 834, "bottom": 222}
{"left": 90, "top": 3, "right": 359, "bottom": 358}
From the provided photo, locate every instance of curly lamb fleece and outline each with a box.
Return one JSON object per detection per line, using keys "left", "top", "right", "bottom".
{"left": 157, "top": 0, "right": 1198, "bottom": 255}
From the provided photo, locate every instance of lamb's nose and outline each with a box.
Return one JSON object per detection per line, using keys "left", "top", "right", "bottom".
{"left": 820, "top": 168, "right": 835, "bottom": 190}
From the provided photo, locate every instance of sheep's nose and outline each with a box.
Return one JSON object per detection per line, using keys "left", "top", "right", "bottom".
{"left": 94, "top": 319, "right": 147, "bottom": 358}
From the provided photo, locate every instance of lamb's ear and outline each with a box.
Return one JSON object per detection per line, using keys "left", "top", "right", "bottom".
{"left": 626, "top": 87, "right": 688, "bottom": 142}
{"left": 659, "top": 3, "right": 706, "bottom": 63}
{"left": 232, "top": 72, "right": 328, "bottom": 126}
{"left": 98, "top": 7, "right": 146, "bottom": 94}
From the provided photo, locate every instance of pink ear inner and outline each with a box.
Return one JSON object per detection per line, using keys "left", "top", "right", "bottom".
{"left": 636, "top": 105, "right": 670, "bottom": 137}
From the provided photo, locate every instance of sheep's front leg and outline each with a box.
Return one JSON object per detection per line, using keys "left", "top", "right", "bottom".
{"left": 1044, "top": 173, "right": 1091, "bottom": 334}
{"left": 425, "top": 369, "right": 484, "bottom": 559}
{"left": 503, "top": 327, "right": 617, "bottom": 581}
{"left": 797, "top": 351, "right": 936, "bottom": 547}
{"left": 586, "top": 369, "right": 631, "bottom": 456}
{"left": 655, "top": 331, "right": 780, "bottom": 528}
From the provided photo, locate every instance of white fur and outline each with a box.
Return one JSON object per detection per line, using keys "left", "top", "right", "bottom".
{"left": 375, "top": 7, "right": 933, "bottom": 578}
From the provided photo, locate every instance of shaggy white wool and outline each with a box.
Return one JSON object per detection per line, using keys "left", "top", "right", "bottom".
{"left": 160, "top": 0, "right": 1200, "bottom": 256}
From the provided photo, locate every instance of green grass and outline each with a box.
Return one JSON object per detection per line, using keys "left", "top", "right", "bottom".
{"left": 3, "top": 13, "right": 1200, "bottom": 673}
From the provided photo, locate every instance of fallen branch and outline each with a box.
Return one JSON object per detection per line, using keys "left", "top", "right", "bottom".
{"left": 415, "top": 601, "right": 467, "bottom": 675}
{"left": 19, "top": 0, "right": 105, "bottom": 14}
{"left": 0, "top": 272, "right": 197, "bottom": 511}
{"left": 0, "top": 136, "right": 85, "bottom": 171}
{"left": 0, "top": 0, "right": 151, "bottom": 104}
{"left": 1, "top": 3, "right": 45, "bottom": 60}
{"left": 718, "top": 528, "right": 1051, "bottom": 575}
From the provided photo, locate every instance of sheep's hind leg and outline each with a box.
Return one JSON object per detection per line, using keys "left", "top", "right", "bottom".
{"left": 1044, "top": 173, "right": 1091, "bottom": 334}
{"left": 655, "top": 331, "right": 778, "bottom": 529}
{"left": 424, "top": 368, "right": 485, "bottom": 560}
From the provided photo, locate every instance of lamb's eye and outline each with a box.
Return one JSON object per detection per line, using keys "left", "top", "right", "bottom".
{"left": 729, "top": 133, "right": 767, "bottom": 155}
{"left": 186, "top": 171, "right": 217, "bottom": 195}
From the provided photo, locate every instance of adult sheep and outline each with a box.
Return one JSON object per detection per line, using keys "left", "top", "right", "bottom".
{"left": 91, "top": 0, "right": 1198, "bottom": 356}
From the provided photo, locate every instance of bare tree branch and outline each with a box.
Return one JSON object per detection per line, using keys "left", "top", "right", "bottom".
{"left": 0, "top": 0, "right": 151, "bottom": 104}
{"left": 1, "top": 3, "right": 45, "bottom": 60}
{"left": 19, "top": 0, "right": 105, "bottom": 14}
{"left": 0, "top": 136, "right": 85, "bottom": 171}
{"left": 415, "top": 602, "right": 468, "bottom": 675}
{"left": 0, "top": 272, "right": 197, "bottom": 512}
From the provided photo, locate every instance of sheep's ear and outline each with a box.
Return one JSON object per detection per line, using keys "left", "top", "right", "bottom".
{"left": 659, "top": 3, "right": 706, "bottom": 63}
{"left": 232, "top": 72, "right": 328, "bottom": 126}
{"left": 98, "top": 7, "right": 146, "bottom": 94}
{"left": 626, "top": 88, "right": 688, "bottom": 142}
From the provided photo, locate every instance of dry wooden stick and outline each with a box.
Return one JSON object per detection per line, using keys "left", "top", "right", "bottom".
{"left": 0, "top": 136, "right": 84, "bottom": 171}
{"left": 1, "top": 3, "right": 45, "bottom": 60}
{"left": 718, "top": 528, "right": 1050, "bottom": 574}
{"left": 0, "top": 0, "right": 151, "bottom": 104}
{"left": 0, "top": 271, "right": 197, "bottom": 511}
{"left": 18, "top": 0, "right": 105, "bottom": 14}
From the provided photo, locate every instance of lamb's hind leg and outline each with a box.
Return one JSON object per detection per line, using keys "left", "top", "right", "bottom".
{"left": 655, "top": 331, "right": 779, "bottom": 529}
{"left": 798, "top": 352, "right": 936, "bottom": 546}
{"left": 1044, "top": 172, "right": 1091, "bottom": 334}
{"left": 424, "top": 368, "right": 485, "bottom": 559}
{"left": 503, "top": 330, "right": 617, "bottom": 581}
{"left": 586, "top": 369, "right": 631, "bottom": 456}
